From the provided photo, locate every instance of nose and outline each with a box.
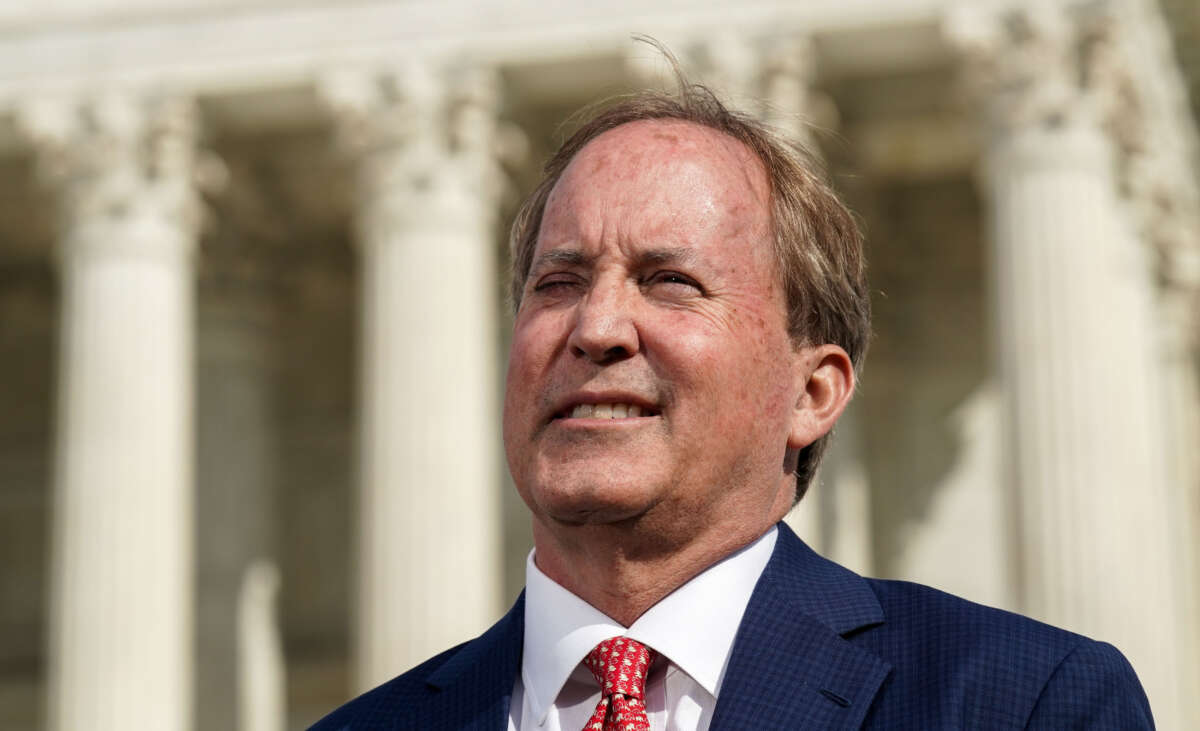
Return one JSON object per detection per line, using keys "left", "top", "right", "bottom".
{"left": 566, "top": 280, "right": 640, "bottom": 364}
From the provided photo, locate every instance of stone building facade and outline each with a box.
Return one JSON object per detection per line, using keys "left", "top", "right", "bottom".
{"left": 0, "top": 0, "right": 1197, "bottom": 729}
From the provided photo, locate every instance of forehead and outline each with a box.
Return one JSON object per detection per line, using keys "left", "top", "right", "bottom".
{"left": 562, "top": 119, "right": 767, "bottom": 188}
{"left": 541, "top": 119, "right": 772, "bottom": 243}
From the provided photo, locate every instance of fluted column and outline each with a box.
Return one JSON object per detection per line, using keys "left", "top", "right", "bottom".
{"left": 1110, "top": 0, "right": 1200, "bottom": 720}
{"left": 951, "top": 6, "right": 1188, "bottom": 725}
{"left": 20, "top": 93, "right": 204, "bottom": 731}
{"left": 1155, "top": 248, "right": 1200, "bottom": 728}
{"left": 321, "top": 64, "right": 504, "bottom": 690}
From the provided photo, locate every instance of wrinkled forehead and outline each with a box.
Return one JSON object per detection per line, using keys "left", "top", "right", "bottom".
{"left": 553, "top": 119, "right": 770, "bottom": 206}
{"left": 541, "top": 119, "right": 773, "bottom": 248}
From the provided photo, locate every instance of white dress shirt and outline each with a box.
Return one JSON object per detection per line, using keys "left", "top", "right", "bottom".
{"left": 507, "top": 527, "right": 777, "bottom": 731}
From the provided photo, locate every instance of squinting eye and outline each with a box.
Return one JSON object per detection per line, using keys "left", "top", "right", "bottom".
{"left": 532, "top": 276, "right": 581, "bottom": 293}
{"left": 647, "top": 271, "right": 703, "bottom": 292}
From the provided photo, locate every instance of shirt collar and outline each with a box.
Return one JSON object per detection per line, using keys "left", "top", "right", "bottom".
{"left": 520, "top": 527, "right": 778, "bottom": 725}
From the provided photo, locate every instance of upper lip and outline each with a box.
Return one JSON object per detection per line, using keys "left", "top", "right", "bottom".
{"left": 548, "top": 391, "right": 661, "bottom": 420}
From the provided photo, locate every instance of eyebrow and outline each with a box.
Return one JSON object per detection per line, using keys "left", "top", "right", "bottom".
{"left": 635, "top": 247, "right": 699, "bottom": 269}
{"left": 529, "top": 248, "right": 592, "bottom": 273}
{"left": 529, "top": 246, "right": 700, "bottom": 274}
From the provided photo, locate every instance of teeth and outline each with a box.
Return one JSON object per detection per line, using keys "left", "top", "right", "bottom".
{"left": 568, "top": 403, "right": 651, "bottom": 419}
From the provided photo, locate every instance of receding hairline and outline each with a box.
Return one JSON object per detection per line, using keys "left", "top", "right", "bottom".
{"left": 544, "top": 117, "right": 772, "bottom": 212}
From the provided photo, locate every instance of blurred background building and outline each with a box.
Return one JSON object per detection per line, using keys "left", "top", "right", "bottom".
{"left": 0, "top": 0, "right": 1197, "bottom": 729}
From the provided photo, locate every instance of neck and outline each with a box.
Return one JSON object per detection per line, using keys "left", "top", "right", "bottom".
{"left": 530, "top": 517, "right": 778, "bottom": 627}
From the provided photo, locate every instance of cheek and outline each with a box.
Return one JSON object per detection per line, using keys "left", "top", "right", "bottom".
{"left": 701, "top": 347, "right": 796, "bottom": 442}
{"left": 504, "top": 314, "right": 566, "bottom": 420}
{"left": 508, "top": 313, "right": 560, "bottom": 376}
{"left": 667, "top": 316, "right": 789, "bottom": 404}
{"left": 503, "top": 326, "right": 540, "bottom": 419}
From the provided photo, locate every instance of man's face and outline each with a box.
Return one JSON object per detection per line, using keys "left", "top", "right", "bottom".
{"left": 503, "top": 120, "right": 807, "bottom": 546}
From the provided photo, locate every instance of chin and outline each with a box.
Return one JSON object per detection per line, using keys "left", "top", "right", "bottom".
{"left": 529, "top": 475, "right": 660, "bottom": 527}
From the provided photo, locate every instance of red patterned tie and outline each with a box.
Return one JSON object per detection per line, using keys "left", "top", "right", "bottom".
{"left": 581, "top": 637, "right": 655, "bottom": 731}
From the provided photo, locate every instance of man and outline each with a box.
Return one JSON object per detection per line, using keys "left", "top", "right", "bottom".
{"left": 314, "top": 73, "right": 1153, "bottom": 729}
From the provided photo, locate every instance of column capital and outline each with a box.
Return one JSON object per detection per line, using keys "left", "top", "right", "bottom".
{"left": 950, "top": 2, "right": 1200, "bottom": 347}
{"left": 759, "top": 34, "right": 836, "bottom": 151}
{"left": 680, "top": 33, "right": 834, "bottom": 150}
{"left": 17, "top": 92, "right": 217, "bottom": 261}
{"left": 318, "top": 61, "right": 447, "bottom": 161}
{"left": 688, "top": 32, "right": 762, "bottom": 106}
{"left": 947, "top": 4, "right": 1109, "bottom": 140}
{"left": 761, "top": 34, "right": 817, "bottom": 93}
{"left": 1094, "top": 5, "right": 1200, "bottom": 350}
{"left": 318, "top": 62, "right": 519, "bottom": 242}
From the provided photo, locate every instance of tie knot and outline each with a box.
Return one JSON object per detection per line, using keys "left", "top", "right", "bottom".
{"left": 583, "top": 637, "right": 654, "bottom": 701}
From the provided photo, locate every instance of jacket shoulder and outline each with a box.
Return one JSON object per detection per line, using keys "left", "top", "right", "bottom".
{"left": 858, "top": 579, "right": 1153, "bottom": 729}
{"left": 1024, "top": 637, "right": 1154, "bottom": 729}
{"left": 864, "top": 577, "right": 1080, "bottom": 654}
{"left": 308, "top": 643, "right": 468, "bottom": 730}
{"left": 307, "top": 593, "right": 525, "bottom": 730}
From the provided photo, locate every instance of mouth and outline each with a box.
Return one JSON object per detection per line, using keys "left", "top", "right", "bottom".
{"left": 552, "top": 402, "right": 661, "bottom": 420}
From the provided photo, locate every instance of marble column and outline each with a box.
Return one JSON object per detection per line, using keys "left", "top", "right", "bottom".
{"left": 20, "top": 93, "right": 204, "bottom": 731}
{"left": 1156, "top": 254, "right": 1200, "bottom": 728}
{"left": 951, "top": 7, "right": 1189, "bottom": 726}
{"left": 321, "top": 65, "right": 503, "bottom": 691}
{"left": 1109, "top": 2, "right": 1200, "bottom": 710}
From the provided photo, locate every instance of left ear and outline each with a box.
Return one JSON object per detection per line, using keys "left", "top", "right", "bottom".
{"left": 788, "top": 344, "right": 855, "bottom": 449}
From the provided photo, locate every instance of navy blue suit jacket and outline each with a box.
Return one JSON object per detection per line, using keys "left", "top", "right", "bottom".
{"left": 313, "top": 523, "right": 1153, "bottom": 729}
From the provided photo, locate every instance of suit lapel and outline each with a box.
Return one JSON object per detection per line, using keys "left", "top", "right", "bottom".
{"left": 421, "top": 592, "right": 525, "bottom": 730}
{"left": 418, "top": 528, "right": 889, "bottom": 730}
{"left": 710, "top": 525, "right": 891, "bottom": 730}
